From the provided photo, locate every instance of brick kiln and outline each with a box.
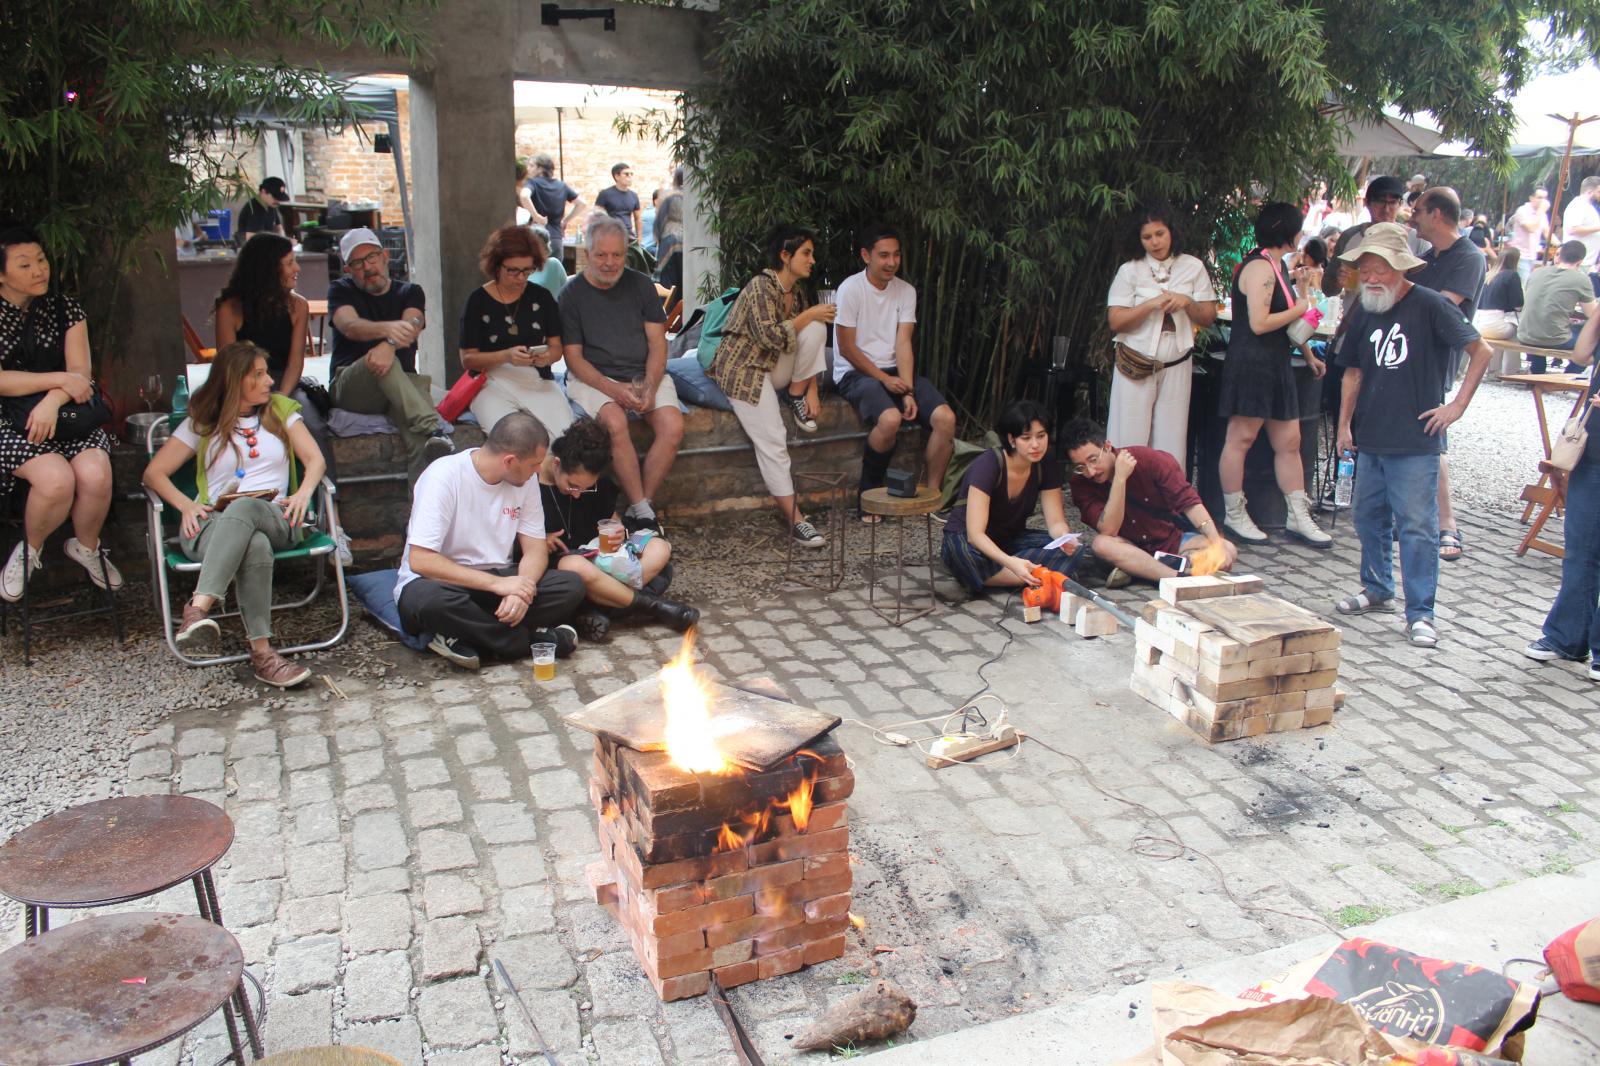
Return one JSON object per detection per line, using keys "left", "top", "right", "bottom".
{"left": 1131, "top": 574, "right": 1347, "bottom": 743}
{"left": 566, "top": 645, "right": 854, "bottom": 1001}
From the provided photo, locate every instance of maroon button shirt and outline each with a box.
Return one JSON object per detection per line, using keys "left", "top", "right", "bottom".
{"left": 1069, "top": 445, "right": 1202, "bottom": 554}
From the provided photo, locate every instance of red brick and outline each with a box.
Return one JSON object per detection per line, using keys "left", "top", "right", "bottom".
{"left": 748, "top": 827, "right": 850, "bottom": 865}
{"left": 796, "top": 870, "right": 852, "bottom": 901}
{"left": 806, "top": 801, "right": 849, "bottom": 832}
{"left": 711, "top": 940, "right": 753, "bottom": 967}
{"left": 650, "top": 881, "right": 711, "bottom": 915}
{"left": 757, "top": 945, "right": 806, "bottom": 979}
{"left": 803, "top": 933, "right": 848, "bottom": 966}
{"left": 639, "top": 848, "right": 749, "bottom": 890}
{"left": 804, "top": 892, "right": 851, "bottom": 923}
{"left": 650, "top": 927, "right": 706, "bottom": 960}
{"left": 651, "top": 946, "right": 714, "bottom": 980}
{"left": 713, "top": 959, "right": 760, "bottom": 989}
{"left": 803, "top": 853, "right": 850, "bottom": 881}
{"left": 649, "top": 969, "right": 710, "bottom": 1002}
{"left": 703, "top": 905, "right": 805, "bottom": 948}
{"left": 815, "top": 775, "right": 855, "bottom": 803}
{"left": 754, "top": 915, "right": 848, "bottom": 955}
{"left": 649, "top": 896, "right": 753, "bottom": 938}
{"left": 703, "top": 859, "right": 804, "bottom": 900}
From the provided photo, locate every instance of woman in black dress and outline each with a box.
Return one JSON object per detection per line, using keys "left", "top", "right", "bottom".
{"left": 0, "top": 225, "right": 122, "bottom": 601}
{"left": 1217, "top": 202, "right": 1331, "bottom": 549}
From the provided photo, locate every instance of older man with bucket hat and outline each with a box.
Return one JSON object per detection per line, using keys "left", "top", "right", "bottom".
{"left": 1331, "top": 222, "right": 1493, "bottom": 648}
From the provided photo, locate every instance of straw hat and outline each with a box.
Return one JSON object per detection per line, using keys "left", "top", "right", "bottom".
{"left": 1337, "top": 222, "right": 1424, "bottom": 271}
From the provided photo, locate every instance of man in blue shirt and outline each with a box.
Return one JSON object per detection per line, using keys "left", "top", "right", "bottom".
{"left": 1333, "top": 223, "right": 1492, "bottom": 648}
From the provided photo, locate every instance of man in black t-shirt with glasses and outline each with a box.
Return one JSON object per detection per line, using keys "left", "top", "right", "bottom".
{"left": 1333, "top": 223, "right": 1493, "bottom": 648}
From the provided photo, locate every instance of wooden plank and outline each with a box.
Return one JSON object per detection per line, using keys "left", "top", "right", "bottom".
{"left": 566, "top": 669, "right": 840, "bottom": 772}
{"left": 1283, "top": 629, "right": 1342, "bottom": 655}
{"left": 926, "top": 732, "right": 1020, "bottom": 769}
{"left": 1179, "top": 593, "right": 1334, "bottom": 650}
{"left": 1141, "top": 598, "right": 1173, "bottom": 624}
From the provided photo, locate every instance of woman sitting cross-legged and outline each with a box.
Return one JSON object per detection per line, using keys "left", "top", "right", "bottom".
{"left": 0, "top": 223, "right": 123, "bottom": 602}
{"left": 940, "top": 399, "right": 1076, "bottom": 593}
{"left": 537, "top": 417, "right": 699, "bottom": 642}
{"left": 708, "top": 223, "right": 836, "bottom": 548}
{"left": 142, "top": 341, "right": 324, "bottom": 688}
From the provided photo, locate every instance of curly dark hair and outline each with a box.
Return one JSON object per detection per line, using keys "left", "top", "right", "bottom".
{"left": 1117, "top": 202, "right": 1183, "bottom": 262}
{"left": 216, "top": 232, "right": 293, "bottom": 328}
{"left": 478, "top": 224, "right": 546, "bottom": 279}
{"left": 550, "top": 416, "right": 612, "bottom": 477}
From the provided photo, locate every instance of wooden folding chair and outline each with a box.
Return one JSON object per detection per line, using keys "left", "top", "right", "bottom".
{"left": 181, "top": 314, "right": 215, "bottom": 362}
{"left": 1517, "top": 460, "right": 1568, "bottom": 558}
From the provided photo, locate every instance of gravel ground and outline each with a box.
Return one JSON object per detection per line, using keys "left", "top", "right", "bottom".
{"left": 1444, "top": 371, "right": 1592, "bottom": 520}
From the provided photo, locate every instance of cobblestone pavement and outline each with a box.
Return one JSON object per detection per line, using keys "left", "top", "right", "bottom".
{"left": 2, "top": 494, "right": 1595, "bottom": 1065}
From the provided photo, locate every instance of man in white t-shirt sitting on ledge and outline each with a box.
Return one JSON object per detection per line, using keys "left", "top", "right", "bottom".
{"left": 833, "top": 222, "right": 958, "bottom": 518}
{"left": 396, "top": 412, "right": 584, "bottom": 670}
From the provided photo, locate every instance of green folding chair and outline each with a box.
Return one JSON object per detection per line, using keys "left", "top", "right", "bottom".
{"left": 142, "top": 419, "right": 349, "bottom": 666}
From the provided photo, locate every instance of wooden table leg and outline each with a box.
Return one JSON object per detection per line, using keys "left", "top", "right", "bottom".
{"left": 1521, "top": 386, "right": 1584, "bottom": 524}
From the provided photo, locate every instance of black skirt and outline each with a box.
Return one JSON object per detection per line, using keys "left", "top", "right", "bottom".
{"left": 1218, "top": 345, "right": 1299, "bottom": 421}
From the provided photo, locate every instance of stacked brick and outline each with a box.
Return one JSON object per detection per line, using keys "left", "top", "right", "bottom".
{"left": 584, "top": 733, "right": 854, "bottom": 1001}
{"left": 1131, "top": 575, "right": 1346, "bottom": 743}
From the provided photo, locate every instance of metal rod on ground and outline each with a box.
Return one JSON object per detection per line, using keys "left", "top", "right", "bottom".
{"left": 493, "top": 959, "right": 562, "bottom": 1066}
{"left": 708, "top": 974, "right": 766, "bottom": 1066}
{"left": 1060, "top": 574, "right": 1138, "bottom": 629}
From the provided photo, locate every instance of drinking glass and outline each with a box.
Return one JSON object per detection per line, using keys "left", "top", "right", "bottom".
{"left": 141, "top": 374, "right": 164, "bottom": 413}
{"left": 531, "top": 642, "right": 557, "bottom": 682}
{"left": 597, "top": 519, "right": 625, "bottom": 554}
{"left": 628, "top": 376, "right": 649, "bottom": 407}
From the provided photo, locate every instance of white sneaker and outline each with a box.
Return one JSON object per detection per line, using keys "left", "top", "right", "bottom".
{"left": 63, "top": 537, "right": 124, "bottom": 591}
{"left": 334, "top": 526, "right": 354, "bottom": 568}
{"left": 1283, "top": 490, "right": 1333, "bottom": 548}
{"left": 1, "top": 541, "right": 42, "bottom": 602}
{"left": 1222, "top": 492, "right": 1268, "bottom": 543}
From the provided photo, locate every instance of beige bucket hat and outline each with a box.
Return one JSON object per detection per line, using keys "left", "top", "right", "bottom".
{"left": 1337, "top": 222, "right": 1424, "bottom": 271}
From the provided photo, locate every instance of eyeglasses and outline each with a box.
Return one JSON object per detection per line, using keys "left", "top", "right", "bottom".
{"left": 349, "top": 250, "right": 386, "bottom": 271}
{"left": 501, "top": 265, "right": 533, "bottom": 278}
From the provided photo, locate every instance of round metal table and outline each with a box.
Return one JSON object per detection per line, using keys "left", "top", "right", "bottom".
{"left": 0, "top": 912, "right": 251, "bottom": 1066}
{"left": 860, "top": 485, "right": 943, "bottom": 625}
{"left": 0, "top": 796, "right": 234, "bottom": 938}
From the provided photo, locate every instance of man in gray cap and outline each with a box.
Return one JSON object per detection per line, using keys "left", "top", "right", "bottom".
{"left": 329, "top": 227, "right": 452, "bottom": 484}
{"left": 1331, "top": 223, "right": 1493, "bottom": 649}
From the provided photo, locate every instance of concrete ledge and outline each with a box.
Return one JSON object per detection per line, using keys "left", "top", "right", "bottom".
{"left": 92, "top": 395, "right": 923, "bottom": 575}
{"left": 870, "top": 861, "right": 1600, "bottom": 1065}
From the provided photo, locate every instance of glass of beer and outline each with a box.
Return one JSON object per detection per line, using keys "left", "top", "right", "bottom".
{"left": 531, "top": 642, "right": 556, "bottom": 682}
{"left": 597, "top": 519, "right": 625, "bottom": 553}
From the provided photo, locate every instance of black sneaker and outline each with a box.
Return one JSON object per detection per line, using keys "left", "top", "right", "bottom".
{"left": 533, "top": 624, "right": 579, "bottom": 658}
{"left": 622, "top": 512, "right": 660, "bottom": 534}
{"left": 1523, "top": 638, "right": 1587, "bottom": 663}
{"left": 575, "top": 609, "right": 612, "bottom": 644}
{"left": 784, "top": 392, "right": 818, "bottom": 433}
{"left": 428, "top": 634, "right": 480, "bottom": 670}
{"left": 791, "top": 520, "right": 825, "bottom": 548}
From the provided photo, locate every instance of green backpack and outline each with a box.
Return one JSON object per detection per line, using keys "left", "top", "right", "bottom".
{"left": 695, "top": 286, "right": 745, "bottom": 370}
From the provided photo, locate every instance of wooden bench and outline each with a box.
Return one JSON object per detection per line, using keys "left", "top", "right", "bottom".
{"left": 1484, "top": 337, "right": 1576, "bottom": 378}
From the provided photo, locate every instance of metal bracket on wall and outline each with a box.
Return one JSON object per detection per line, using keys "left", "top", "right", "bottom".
{"left": 540, "top": 3, "right": 616, "bottom": 31}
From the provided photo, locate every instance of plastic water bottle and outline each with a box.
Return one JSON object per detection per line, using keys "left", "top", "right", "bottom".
{"left": 171, "top": 374, "right": 189, "bottom": 420}
{"left": 1334, "top": 450, "right": 1355, "bottom": 508}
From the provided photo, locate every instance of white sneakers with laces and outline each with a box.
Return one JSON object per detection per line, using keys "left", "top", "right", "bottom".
{"left": 1, "top": 541, "right": 42, "bottom": 602}
{"left": 64, "top": 537, "right": 125, "bottom": 591}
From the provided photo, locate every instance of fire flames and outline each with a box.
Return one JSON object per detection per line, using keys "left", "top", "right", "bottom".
{"left": 1188, "top": 539, "right": 1230, "bottom": 577}
{"left": 660, "top": 631, "right": 735, "bottom": 775}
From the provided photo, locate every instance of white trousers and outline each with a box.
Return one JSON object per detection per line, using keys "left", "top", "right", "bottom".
{"left": 1107, "top": 331, "right": 1192, "bottom": 466}
{"left": 1472, "top": 310, "right": 1521, "bottom": 375}
{"left": 469, "top": 370, "right": 576, "bottom": 438}
{"left": 728, "top": 321, "right": 827, "bottom": 499}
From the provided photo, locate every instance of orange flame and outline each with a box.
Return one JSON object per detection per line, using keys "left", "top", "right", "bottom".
{"left": 716, "top": 807, "right": 772, "bottom": 852}
{"left": 600, "top": 797, "right": 619, "bottom": 822}
{"left": 848, "top": 912, "right": 866, "bottom": 931}
{"left": 787, "top": 773, "right": 815, "bottom": 833}
{"left": 660, "top": 630, "right": 735, "bottom": 775}
{"left": 1187, "top": 540, "right": 1230, "bottom": 577}
{"left": 712, "top": 757, "right": 819, "bottom": 853}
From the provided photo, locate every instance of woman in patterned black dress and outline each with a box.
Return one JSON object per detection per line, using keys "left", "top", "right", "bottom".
{"left": 0, "top": 225, "right": 122, "bottom": 602}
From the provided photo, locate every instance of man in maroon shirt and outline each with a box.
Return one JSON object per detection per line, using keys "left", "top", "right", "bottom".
{"left": 1063, "top": 420, "right": 1236, "bottom": 585}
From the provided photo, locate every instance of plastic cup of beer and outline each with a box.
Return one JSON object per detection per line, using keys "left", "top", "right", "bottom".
{"left": 629, "top": 376, "right": 649, "bottom": 407}
{"left": 818, "top": 288, "right": 837, "bottom": 306}
{"left": 597, "top": 519, "right": 625, "bottom": 554}
{"left": 531, "top": 642, "right": 557, "bottom": 682}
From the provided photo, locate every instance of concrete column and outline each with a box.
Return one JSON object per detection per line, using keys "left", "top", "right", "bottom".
{"left": 90, "top": 228, "right": 184, "bottom": 418}
{"left": 408, "top": 0, "right": 518, "bottom": 390}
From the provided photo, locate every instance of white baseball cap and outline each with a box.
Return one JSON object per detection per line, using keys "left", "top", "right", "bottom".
{"left": 339, "top": 227, "right": 383, "bottom": 264}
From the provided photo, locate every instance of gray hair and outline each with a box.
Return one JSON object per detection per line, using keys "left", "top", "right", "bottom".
{"left": 532, "top": 153, "right": 556, "bottom": 178}
{"left": 585, "top": 214, "right": 629, "bottom": 250}
{"left": 484, "top": 411, "right": 550, "bottom": 459}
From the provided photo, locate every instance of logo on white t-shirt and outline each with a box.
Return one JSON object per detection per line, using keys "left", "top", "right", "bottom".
{"left": 1368, "top": 323, "right": 1410, "bottom": 369}
{"left": 502, "top": 505, "right": 522, "bottom": 520}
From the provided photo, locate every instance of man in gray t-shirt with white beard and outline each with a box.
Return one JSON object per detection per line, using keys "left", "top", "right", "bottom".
{"left": 558, "top": 215, "right": 676, "bottom": 531}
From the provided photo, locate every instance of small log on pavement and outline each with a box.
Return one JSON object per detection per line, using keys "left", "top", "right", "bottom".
{"left": 791, "top": 978, "right": 918, "bottom": 1051}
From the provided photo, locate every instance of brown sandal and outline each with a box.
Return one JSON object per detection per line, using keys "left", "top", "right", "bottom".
{"left": 251, "top": 647, "right": 312, "bottom": 688}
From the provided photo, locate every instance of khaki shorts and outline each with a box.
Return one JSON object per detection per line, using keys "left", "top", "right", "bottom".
{"left": 564, "top": 373, "right": 680, "bottom": 418}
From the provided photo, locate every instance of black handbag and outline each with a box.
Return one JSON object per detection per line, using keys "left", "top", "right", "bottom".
{"left": 0, "top": 306, "right": 112, "bottom": 439}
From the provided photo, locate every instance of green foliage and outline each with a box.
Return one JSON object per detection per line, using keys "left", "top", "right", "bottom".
{"left": 630, "top": 0, "right": 1600, "bottom": 425}
{"left": 0, "top": 0, "right": 431, "bottom": 292}
{"left": 1331, "top": 903, "right": 1392, "bottom": 927}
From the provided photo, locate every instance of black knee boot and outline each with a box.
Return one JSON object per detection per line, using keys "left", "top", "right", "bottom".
{"left": 630, "top": 588, "right": 700, "bottom": 632}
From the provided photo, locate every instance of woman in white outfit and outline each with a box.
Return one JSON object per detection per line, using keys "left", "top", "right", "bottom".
{"left": 459, "top": 225, "right": 574, "bottom": 437}
{"left": 1105, "top": 203, "right": 1217, "bottom": 464}
{"left": 709, "top": 224, "right": 836, "bottom": 548}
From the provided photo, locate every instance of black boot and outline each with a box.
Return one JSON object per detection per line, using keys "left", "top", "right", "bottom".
{"left": 631, "top": 588, "right": 699, "bottom": 632}
{"left": 575, "top": 608, "right": 611, "bottom": 644}
{"left": 858, "top": 442, "right": 895, "bottom": 516}
{"left": 644, "top": 561, "right": 674, "bottom": 596}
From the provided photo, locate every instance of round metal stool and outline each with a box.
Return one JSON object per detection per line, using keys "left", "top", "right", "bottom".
{"left": 0, "top": 912, "right": 257, "bottom": 1065}
{"left": 0, "top": 796, "right": 234, "bottom": 937}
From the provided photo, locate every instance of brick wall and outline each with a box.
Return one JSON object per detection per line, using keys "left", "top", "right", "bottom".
{"left": 297, "top": 87, "right": 681, "bottom": 234}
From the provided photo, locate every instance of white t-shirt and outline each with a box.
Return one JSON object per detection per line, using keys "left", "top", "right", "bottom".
{"left": 1106, "top": 253, "right": 1215, "bottom": 359}
{"left": 1563, "top": 195, "right": 1600, "bottom": 263}
{"left": 395, "top": 450, "right": 546, "bottom": 596}
{"left": 173, "top": 412, "right": 303, "bottom": 504}
{"left": 832, "top": 271, "right": 917, "bottom": 383}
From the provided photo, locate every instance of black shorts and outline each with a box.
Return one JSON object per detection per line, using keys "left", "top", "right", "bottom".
{"left": 836, "top": 371, "right": 948, "bottom": 428}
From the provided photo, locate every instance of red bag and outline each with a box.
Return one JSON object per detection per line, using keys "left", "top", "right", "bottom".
{"left": 1544, "top": 917, "right": 1600, "bottom": 1004}
{"left": 436, "top": 371, "right": 486, "bottom": 423}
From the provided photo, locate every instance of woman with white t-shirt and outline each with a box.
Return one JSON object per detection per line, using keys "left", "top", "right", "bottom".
{"left": 143, "top": 341, "right": 325, "bottom": 688}
{"left": 1105, "top": 203, "right": 1217, "bottom": 463}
